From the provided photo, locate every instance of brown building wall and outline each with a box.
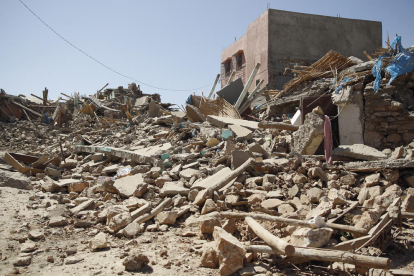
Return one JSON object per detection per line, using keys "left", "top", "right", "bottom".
{"left": 221, "top": 9, "right": 382, "bottom": 92}
{"left": 221, "top": 10, "right": 268, "bottom": 91}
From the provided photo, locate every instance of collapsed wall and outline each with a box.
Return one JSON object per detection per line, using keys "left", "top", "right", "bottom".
{"left": 363, "top": 80, "right": 414, "bottom": 150}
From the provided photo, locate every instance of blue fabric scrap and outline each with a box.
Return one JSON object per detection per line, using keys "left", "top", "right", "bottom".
{"left": 185, "top": 95, "right": 193, "bottom": 105}
{"left": 333, "top": 77, "right": 352, "bottom": 94}
{"left": 372, "top": 55, "right": 385, "bottom": 93}
{"left": 386, "top": 50, "right": 414, "bottom": 85}
{"left": 391, "top": 36, "right": 404, "bottom": 53}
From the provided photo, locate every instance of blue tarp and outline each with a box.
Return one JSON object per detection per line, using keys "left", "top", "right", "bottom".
{"left": 372, "top": 36, "right": 414, "bottom": 93}
{"left": 185, "top": 95, "right": 193, "bottom": 105}
{"left": 391, "top": 36, "right": 404, "bottom": 53}
{"left": 386, "top": 50, "right": 414, "bottom": 86}
{"left": 372, "top": 56, "right": 385, "bottom": 93}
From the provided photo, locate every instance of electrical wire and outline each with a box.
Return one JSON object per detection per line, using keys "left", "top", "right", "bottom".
{"left": 17, "top": 0, "right": 215, "bottom": 92}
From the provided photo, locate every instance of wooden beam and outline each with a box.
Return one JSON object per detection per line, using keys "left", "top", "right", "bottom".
{"left": 234, "top": 63, "right": 261, "bottom": 109}
{"left": 226, "top": 70, "right": 236, "bottom": 85}
{"left": 245, "top": 217, "right": 295, "bottom": 256}
{"left": 245, "top": 245, "right": 391, "bottom": 270}
{"left": 12, "top": 101, "right": 42, "bottom": 117}
{"left": 207, "top": 74, "right": 220, "bottom": 99}
{"left": 220, "top": 211, "right": 368, "bottom": 235}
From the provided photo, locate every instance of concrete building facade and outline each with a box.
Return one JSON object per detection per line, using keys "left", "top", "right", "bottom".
{"left": 221, "top": 9, "right": 382, "bottom": 91}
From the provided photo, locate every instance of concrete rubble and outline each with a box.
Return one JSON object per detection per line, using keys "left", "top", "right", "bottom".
{"left": 1, "top": 41, "right": 414, "bottom": 275}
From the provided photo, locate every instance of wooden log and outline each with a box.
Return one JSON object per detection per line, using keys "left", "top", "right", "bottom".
{"left": 43, "top": 87, "right": 48, "bottom": 106}
{"left": 27, "top": 105, "right": 56, "bottom": 109}
{"left": 401, "top": 211, "right": 414, "bottom": 219}
{"left": 12, "top": 101, "right": 42, "bottom": 117}
{"left": 61, "top": 93, "right": 72, "bottom": 99}
{"left": 245, "top": 245, "right": 391, "bottom": 270}
{"left": 258, "top": 121, "right": 299, "bottom": 131}
{"left": 245, "top": 217, "right": 295, "bottom": 256}
{"left": 211, "top": 158, "right": 254, "bottom": 191}
{"left": 22, "top": 109, "right": 31, "bottom": 122}
{"left": 222, "top": 211, "right": 314, "bottom": 229}
{"left": 132, "top": 197, "right": 172, "bottom": 224}
{"left": 220, "top": 211, "right": 368, "bottom": 235}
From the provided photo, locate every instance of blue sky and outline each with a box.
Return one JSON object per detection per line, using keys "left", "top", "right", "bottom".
{"left": 1, "top": 0, "right": 413, "bottom": 105}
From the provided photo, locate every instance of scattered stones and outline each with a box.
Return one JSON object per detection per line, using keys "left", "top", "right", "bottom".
{"left": 13, "top": 256, "right": 32, "bottom": 266}
{"left": 49, "top": 216, "right": 68, "bottom": 227}
{"left": 365, "top": 173, "right": 381, "bottom": 187}
{"left": 28, "top": 230, "right": 44, "bottom": 240}
{"left": 123, "top": 251, "right": 149, "bottom": 271}
{"left": 89, "top": 232, "right": 108, "bottom": 251}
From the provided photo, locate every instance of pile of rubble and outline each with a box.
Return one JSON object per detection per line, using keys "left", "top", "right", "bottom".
{"left": 1, "top": 37, "right": 414, "bottom": 276}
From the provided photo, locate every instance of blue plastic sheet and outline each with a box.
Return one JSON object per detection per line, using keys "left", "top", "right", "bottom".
{"left": 391, "top": 36, "right": 404, "bottom": 53}
{"left": 372, "top": 36, "right": 414, "bottom": 93}
{"left": 185, "top": 95, "right": 193, "bottom": 105}
{"left": 42, "top": 112, "right": 52, "bottom": 124}
{"left": 372, "top": 56, "right": 384, "bottom": 93}
{"left": 386, "top": 50, "right": 414, "bottom": 86}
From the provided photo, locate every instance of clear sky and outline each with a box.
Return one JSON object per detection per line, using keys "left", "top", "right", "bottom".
{"left": 1, "top": 0, "right": 413, "bottom": 106}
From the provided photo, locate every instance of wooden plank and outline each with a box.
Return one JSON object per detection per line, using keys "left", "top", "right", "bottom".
{"left": 245, "top": 217, "right": 295, "bottom": 256}
{"left": 9, "top": 153, "right": 39, "bottom": 163}
{"left": 328, "top": 201, "right": 358, "bottom": 223}
{"left": 4, "top": 153, "right": 26, "bottom": 172}
{"left": 328, "top": 235, "right": 371, "bottom": 251}
{"left": 246, "top": 245, "right": 391, "bottom": 270}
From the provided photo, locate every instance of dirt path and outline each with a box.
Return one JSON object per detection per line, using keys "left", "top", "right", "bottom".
{"left": 0, "top": 186, "right": 213, "bottom": 276}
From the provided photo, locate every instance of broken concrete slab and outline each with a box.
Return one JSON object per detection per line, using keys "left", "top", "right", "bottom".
{"left": 160, "top": 182, "right": 189, "bottom": 196}
{"left": 207, "top": 115, "right": 259, "bottom": 130}
{"left": 344, "top": 159, "right": 414, "bottom": 172}
{"left": 333, "top": 144, "right": 387, "bottom": 161}
{"left": 292, "top": 112, "right": 324, "bottom": 155}
{"left": 216, "top": 77, "right": 244, "bottom": 105}
{"left": 228, "top": 124, "right": 253, "bottom": 142}
{"left": 0, "top": 170, "right": 32, "bottom": 190}
{"left": 248, "top": 142, "right": 270, "bottom": 158}
{"left": 213, "top": 226, "right": 246, "bottom": 276}
{"left": 114, "top": 174, "right": 146, "bottom": 198}
{"left": 148, "top": 101, "right": 162, "bottom": 117}
{"left": 74, "top": 145, "right": 159, "bottom": 166}
{"left": 231, "top": 150, "right": 254, "bottom": 170}
{"left": 186, "top": 104, "right": 206, "bottom": 123}
{"left": 192, "top": 167, "right": 232, "bottom": 190}
{"left": 179, "top": 168, "right": 199, "bottom": 181}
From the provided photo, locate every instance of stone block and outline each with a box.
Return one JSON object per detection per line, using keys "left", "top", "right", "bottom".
{"left": 292, "top": 112, "right": 324, "bottom": 155}
{"left": 290, "top": 227, "right": 333, "bottom": 248}
{"left": 213, "top": 226, "right": 246, "bottom": 276}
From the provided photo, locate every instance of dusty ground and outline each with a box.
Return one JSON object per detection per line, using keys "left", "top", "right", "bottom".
{"left": 2, "top": 185, "right": 414, "bottom": 276}
{"left": 0, "top": 186, "right": 218, "bottom": 276}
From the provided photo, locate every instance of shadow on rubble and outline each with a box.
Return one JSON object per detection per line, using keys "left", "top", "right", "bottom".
{"left": 133, "top": 264, "right": 153, "bottom": 274}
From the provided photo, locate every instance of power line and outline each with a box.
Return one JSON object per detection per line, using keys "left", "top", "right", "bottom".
{"left": 17, "top": 0, "right": 215, "bottom": 92}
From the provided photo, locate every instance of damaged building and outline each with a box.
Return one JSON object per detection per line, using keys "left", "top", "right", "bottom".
{"left": 220, "top": 9, "right": 382, "bottom": 93}
{"left": 1, "top": 14, "right": 414, "bottom": 276}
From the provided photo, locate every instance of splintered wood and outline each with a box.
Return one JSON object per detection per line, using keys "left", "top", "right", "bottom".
{"left": 191, "top": 95, "right": 241, "bottom": 119}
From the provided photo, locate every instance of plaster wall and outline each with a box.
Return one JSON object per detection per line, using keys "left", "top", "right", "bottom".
{"left": 338, "top": 103, "right": 364, "bottom": 145}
